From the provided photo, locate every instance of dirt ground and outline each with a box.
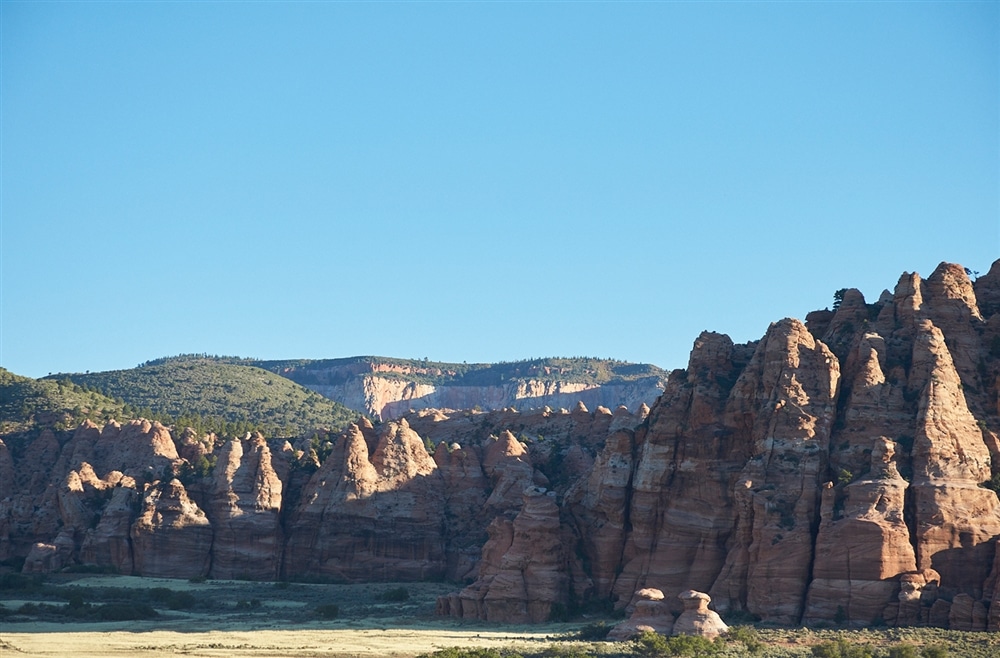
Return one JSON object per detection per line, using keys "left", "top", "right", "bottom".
{"left": 0, "top": 575, "right": 590, "bottom": 658}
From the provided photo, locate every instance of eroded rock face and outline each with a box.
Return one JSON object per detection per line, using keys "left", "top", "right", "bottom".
{"left": 283, "top": 420, "right": 448, "bottom": 582}
{"left": 206, "top": 434, "right": 284, "bottom": 580}
{"left": 611, "top": 332, "right": 756, "bottom": 613}
{"left": 130, "top": 479, "right": 212, "bottom": 579}
{"left": 712, "top": 320, "right": 839, "bottom": 625}
{"left": 908, "top": 320, "right": 1000, "bottom": 596}
{"left": 441, "top": 486, "right": 575, "bottom": 623}
{"left": 269, "top": 358, "right": 664, "bottom": 421}
{"left": 5, "top": 258, "right": 1000, "bottom": 632}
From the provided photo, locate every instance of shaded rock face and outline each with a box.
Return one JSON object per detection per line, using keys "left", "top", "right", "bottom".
{"left": 283, "top": 420, "right": 448, "bottom": 582}
{"left": 5, "top": 258, "right": 1000, "bottom": 633}
{"left": 439, "top": 486, "right": 578, "bottom": 623}
{"left": 130, "top": 479, "right": 212, "bottom": 579}
{"left": 1, "top": 401, "right": 644, "bottom": 587}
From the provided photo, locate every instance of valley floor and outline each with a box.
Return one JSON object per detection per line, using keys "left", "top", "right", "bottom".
{"left": 0, "top": 575, "right": 578, "bottom": 657}
{"left": 4, "top": 575, "right": 1000, "bottom": 657}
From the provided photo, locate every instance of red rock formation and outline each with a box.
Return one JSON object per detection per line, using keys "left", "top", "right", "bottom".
{"left": 482, "top": 431, "right": 536, "bottom": 511}
{"left": 804, "top": 439, "right": 916, "bottom": 626}
{"left": 564, "top": 427, "right": 635, "bottom": 599}
{"left": 443, "top": 486, "right": 573, "bottom": 623}
{"left": 611, "top": 332, "right": 754, "bottom": 612}
{"left": 673, "top": 590, "right": 729, "bottom": 639}
{"left": 130, "top": 478, "right": 212, "bottom": 579}
{"left": 908, "top": 319, "right": 1000, "bottom": 596}
{"left": 283, "top": 420, "right": 448, "bottom": 581}
{"left": 78, "top": 480, "right": 138, "bottom": 573}
{"left": 206, "top": 433, "right": 284, "bottom": 580}
{"left": 433, "top": 441, "right": 489, "bottom": 581}
{"left": 5, "top": 258, "right": 1000, "bottom": 632}
{"left": 608, "top": 588, "right": 674, "bottom": 640}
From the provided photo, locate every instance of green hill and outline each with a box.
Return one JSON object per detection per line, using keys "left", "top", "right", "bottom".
{"left": 47, "top": 357, "right": 362, "bottom": 437}
{"left": 0, "top": 367, "right": 129, "bottom": 434}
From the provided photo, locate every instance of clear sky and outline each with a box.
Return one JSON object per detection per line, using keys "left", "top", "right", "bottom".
{"left": 1, "top": 1, "right": 997, "bottom": 379}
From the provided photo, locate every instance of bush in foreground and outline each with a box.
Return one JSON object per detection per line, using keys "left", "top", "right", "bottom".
{"left": 634, "top": 631, "right": 720, "bottom": 657}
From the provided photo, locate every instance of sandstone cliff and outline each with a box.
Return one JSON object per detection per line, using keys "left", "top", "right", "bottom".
{"left": 4, "top": 259, "right": 1000, "bottom": 632}
{"left": 259, "top": 357, "right": 666, "bottom": 420}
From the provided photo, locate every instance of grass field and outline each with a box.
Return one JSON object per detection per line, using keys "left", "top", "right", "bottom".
{"left": 0, "top": 575, "right": 581, "bottom": 657}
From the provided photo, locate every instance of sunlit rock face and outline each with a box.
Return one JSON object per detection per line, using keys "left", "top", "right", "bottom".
{"left": 5, "top": 259, "right": 1000, "bottom": 631}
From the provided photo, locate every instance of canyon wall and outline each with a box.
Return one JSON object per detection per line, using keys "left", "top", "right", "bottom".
{"left": 5, "top": 260, "right": 1000, "bottom": 631}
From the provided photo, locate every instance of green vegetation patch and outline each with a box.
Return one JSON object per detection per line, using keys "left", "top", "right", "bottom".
{"left": 0, "top": 367, "right": 128, "bottom": 433}
{"left": 47, "top": 357, "right": 362, "bottom": 437}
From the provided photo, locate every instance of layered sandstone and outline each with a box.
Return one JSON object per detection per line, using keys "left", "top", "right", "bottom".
{"left": 206, "top": 433, "right": 285, "bottom": 580}
{"left": 130, "top": 479, "right": 212, "bottom": 579}
{"left": 674, "top": 590, "right": 729, "bottom": 639}
{"left": 283, "top": 419, "right": 447, "bottom": 582}
{"left": 4, "top": 259, "right": 1000, "bottom": 633}
{"left": 265, "top": 358, "right": 665, "bottom": 420}
{"left": 440, "top": 486, "right": 575, "bottom": 623}
{"left": 608, "top": 588, "right": 675, "bottom": 640}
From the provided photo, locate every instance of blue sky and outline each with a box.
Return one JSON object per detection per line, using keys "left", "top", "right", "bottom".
{"left": 2, "top": 1, "right": 997, "bottom": 378}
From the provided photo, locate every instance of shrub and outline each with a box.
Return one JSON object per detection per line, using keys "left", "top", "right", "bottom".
{"left": 573, "top": 620, "right": 611, "bottom": 641}
{"left": 663, "top": 635, "right": 720, "bottom": 656}
{"left": 66, "top": 592, "right": 86, "bottom": 610}
{"left": 921, "top": 646, "right": 948, "bottom": 658}
{"left": 416, "top": 650, "right": 520, "bottom": 658}
{"left": 634, "top": 631, "right": 721, "bottom": 657}
{"left": 811, "top": 639, "right": 874, "bottom": 658}
{"left": 635, "top": 631, "right": 670, "bottom": 658}
{"left": 149, "top": 587, "right": 196, "bottom": 609}
{"left": 377, "top": 586, "right": 410, "bottom": 602}
{"left": 315, "top": 603, "right": 339, "bottom": 619}
{"left": 726, "top": 625, "right": 762, "bottom": 654}
{"left": 93, "top": 602, "right": 157, "bottom": 621}
{"left": 981, "top": 473, "right": 1000, "bottom": 495}
{"left": 539, "top": 647, "right": 595, "bottom": 658}
{"left": 0, "top": 572, "right": 44, "bottom": 592}
{"left": 887, "top": 644, "right": 919, "bottom": 658}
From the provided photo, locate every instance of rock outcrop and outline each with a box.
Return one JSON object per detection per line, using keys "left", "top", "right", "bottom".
{"left": 608, "top": 588, "right": 675, "bottom": 640}
{"left": 206, "top": 433, "right": 285, "bottom": 580}
{"left": 4, "top": 259, "right": 1000, "bottom": 633}
{"left": 130, "top": 479, "right": 212, "bottom": 579}
{"left": 439, "top": 486, "right": 575, "bottom": 623}
{"left": 673, "top": 590, "right": 729, "bottom": 639}
{"left": 262, "top": 358, "right": 666, "bottom": 420}
{"left": 283, "top": 419, "right": 447, "bottom": 582}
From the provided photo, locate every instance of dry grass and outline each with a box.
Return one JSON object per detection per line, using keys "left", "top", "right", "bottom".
{"left": 5, "top": 575, "right": 1000, "bottom": 658}
{"left": 0, "top": 574, "right": 580, "bottom": 657}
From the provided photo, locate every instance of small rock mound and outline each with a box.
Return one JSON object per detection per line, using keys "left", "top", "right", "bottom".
{"left": 608, "top": 588, "right": 674, "bottom": 640}
{"left": 673, "top": 590, "right": 729, "bottom": 639}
